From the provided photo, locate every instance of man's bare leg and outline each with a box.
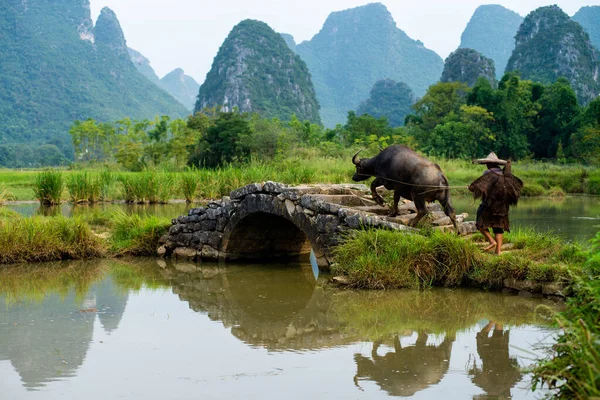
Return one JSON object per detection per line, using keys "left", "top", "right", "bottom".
{"left": 480, "top": 228, "right": 496, "bottom": 250}
{"left": 495, "top": 233, "right": 503, "bottom": 255}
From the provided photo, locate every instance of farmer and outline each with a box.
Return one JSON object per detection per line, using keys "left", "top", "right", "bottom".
{"left": 468, "top": 152, "right": 523, "bottom": 255}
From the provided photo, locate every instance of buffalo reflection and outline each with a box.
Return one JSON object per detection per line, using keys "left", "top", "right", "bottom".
{"left": 354, "top": 331, "right": 454, "bottom": 397}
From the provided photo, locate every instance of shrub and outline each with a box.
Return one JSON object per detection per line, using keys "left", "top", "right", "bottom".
{"left": 521, "top": 183, "right": 546, "bottom": 197}
{"left": 33, "top": 170, "right": 64, "bottom": 205}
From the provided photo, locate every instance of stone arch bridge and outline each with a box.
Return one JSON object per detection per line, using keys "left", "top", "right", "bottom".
{"left": 159, "top": 182, "right": 476, "bottom": 268}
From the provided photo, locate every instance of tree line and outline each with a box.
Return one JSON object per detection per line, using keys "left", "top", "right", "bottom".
{"left": 63, "top": 72, "right": 599, "bottom": 171}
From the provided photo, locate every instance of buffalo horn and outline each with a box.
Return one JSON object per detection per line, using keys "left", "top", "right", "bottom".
{"left": 352, "top": 149, "right": 363, "bottom": 165}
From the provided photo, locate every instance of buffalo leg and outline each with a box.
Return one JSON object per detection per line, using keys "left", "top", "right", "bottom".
{"left": 370, "top": 178, "right": 385, "bottom": 207}
{"left": 441, "top": 192, "right": 459, "bottom": 233}
{"left": 409, "top": 195, "right": 428, "bottom": 227}
{"left": 389, "top": 190, "right": 401, "bottom": 217}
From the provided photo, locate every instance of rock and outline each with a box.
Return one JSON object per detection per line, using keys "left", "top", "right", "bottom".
{"left": 316, "top": 214, "right": 340, "bottom": 233}
{"left": 201, "top": 246, "right": 220, "bottom": 260}
{"left": 332, "top": 276, "right": 350, "bottom": 285}
{"left": 285, "top": 199, "right": 296, "bottom": 216}
{"left": 263, "top": 181, "right": 287, "bottom": 193}
{"left": 189, "top": 207, "right": 207, "bottom": 216}
{"left": 174, "top": 247, "right": 198, "bottom": 260}
{"left": 208, "top": 231, "right": 223, "bottom": 248}
{"left": 542, "top": 282, "right": 570, "bottom": 297}
{"left": 192, "top": 231, "right": 210, "bottom": 245}
{"left": 230, "top": 183, "right": 263, "bottom": 200}
{"left": 216, "top": 217, "right": 228, "bottom": 232}
{"left": 503, "top": 278, "right": 542, "bottom": 293}
{"left": 157, "top": 245, "right": 167, "bottom": 256}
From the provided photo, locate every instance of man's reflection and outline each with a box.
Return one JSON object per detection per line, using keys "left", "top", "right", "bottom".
{"left": 470, "top": 322, "right": 522, "bottom": 398}
{"left": 354, "top": 330, "right": 454, "bottom": 397}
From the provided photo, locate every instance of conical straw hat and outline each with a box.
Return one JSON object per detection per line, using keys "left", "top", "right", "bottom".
{"left": 473, "top": 152, "right": 507, "bottom": 165}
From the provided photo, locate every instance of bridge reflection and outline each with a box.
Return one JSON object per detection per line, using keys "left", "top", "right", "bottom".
{"left": 0, "top": 259, "right": 559, "bottom": 396}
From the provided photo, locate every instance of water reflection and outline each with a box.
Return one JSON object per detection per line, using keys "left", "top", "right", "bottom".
{"left": 0, "top": 261, "right": 128, "bottom": 390}
{"left": 0, "top": 259, "right": 561, "bottom": 398}
{"left": 354, "top": 332, "right": 454, "bottom": 397}
{"left": 470, "top": 323, "right": 522, "bottom": 399}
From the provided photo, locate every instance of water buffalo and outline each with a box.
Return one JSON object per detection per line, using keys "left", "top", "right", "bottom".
{"left": 352, "top": 145, "right": 458, "bottom": 231}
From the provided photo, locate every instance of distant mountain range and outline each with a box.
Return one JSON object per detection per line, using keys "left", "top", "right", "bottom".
{"left": 459, "top": 5, "right": 523, "bottom": 78}
{"left": 0, "top": 0, "right": 188, "bottom": 161}
{"left": 294, "top": 3, "right": 443, "bottom": 127}
{"left": 129, "top": 48, "right": 199, "bottom": 110}
{"left": 1, "top": 0, "right": 599, "bottom": 164}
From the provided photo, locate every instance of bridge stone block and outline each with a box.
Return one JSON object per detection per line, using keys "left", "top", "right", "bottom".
{"left": 316, "top": 214, "right": 340, "bottom": 233}
{"left": 230, "top": 183, "right": 263, "bottom": 200}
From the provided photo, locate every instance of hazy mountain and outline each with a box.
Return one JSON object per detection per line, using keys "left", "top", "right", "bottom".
{"left": 0, "top": 1, "right": 188, "bottom": 162}
{"left": 280, "top": 33, "right": 297, "bottom": 52}
{"left": 356, "top": 79, "right": 415, "bottom": 127}
{"left": 196, "top": 19, "right": 321, "bottom": 124}
{"left": 572, "top": 6, "right": 600, "bottom": 50}
{"left": 506, "top": 5, "right": 600, "bottom": 104}
{"left": 441, "top": 48, "right": 496, "bottom": 87}
{"left": 296, "top": 3, "right": 443, "bottom": 127}
{"left": 160, "top": 68, "right": 200, "bottom": 111}
{"left": 459, "top": 5, "right": 523, "bottom": 78}
{"left": 128, "top": 47, "right": 161, "bottom": 85}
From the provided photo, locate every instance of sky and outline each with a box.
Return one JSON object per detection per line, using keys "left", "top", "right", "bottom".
{"left": 89, "top": 0, "right": 599, "bottom": 85}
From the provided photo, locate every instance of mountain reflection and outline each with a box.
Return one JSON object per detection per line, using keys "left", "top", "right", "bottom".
{"left": 0, "top": 258, "right": 560, "bottom": 397}
{"left": 0, "top": 261, "right": 128, "bottom": 390}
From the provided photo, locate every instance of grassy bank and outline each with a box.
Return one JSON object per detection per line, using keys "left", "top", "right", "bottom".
{"left": 1, "top": 156, "right": 599, "bottom": 202}
{"left": 332, "top": 228, "right": 587, "bottom": 290}
{"left": 0, "top": 209, "right": 170, "bottom": 264}
{"left": 532, "top": 232, "right": 600, "bottom": 399}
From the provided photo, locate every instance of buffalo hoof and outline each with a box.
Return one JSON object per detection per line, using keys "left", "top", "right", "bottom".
{"left": 388, "top": 211, "right": 398, "bottom": 217}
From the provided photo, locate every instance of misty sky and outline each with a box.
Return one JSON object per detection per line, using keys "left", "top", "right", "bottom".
{"left": 89, "top": 0, "right": 598, "bottom": 85}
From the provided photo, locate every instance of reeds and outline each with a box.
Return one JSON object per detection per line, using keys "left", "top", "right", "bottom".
{"left": 66, "top": 172, "right": 101, "bottom": 203}
{"left": 33, "top": 170, "right": 64, "bottom": 205}
{"left": 0, "top": 216, "right": 106, "bottom": 264}
{"left": 0, "top": 186, "right": 15, "bottom": 205}
{"left": 109, "top": 210, "right": 171, "bottom": 255}
{"left": 118, "top": 171, "right": 177, "bottom": 204}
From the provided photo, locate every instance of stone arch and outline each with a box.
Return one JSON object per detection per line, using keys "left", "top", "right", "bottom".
{"left": 219, "top": 193, "right": 324, "bottom": 263}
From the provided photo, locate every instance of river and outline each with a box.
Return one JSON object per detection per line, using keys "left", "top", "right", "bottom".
{"left": 1, "top": 258, "right": 560, "bottom": 399}
{"left": 2, "top": 196, "right": 597, "bottom": 399}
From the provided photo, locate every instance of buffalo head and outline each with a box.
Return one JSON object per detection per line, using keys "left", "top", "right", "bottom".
{"left": 352, "top": 149, "right": 371, "bottom": 181}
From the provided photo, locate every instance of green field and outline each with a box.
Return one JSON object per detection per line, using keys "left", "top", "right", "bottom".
{"left": 1, "top": 156, "right": 599, "bottom": 204}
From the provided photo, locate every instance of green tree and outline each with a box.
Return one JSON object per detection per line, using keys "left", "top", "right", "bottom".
{"left": 188, "top": 112, "right": 253, "bottom": 168}
{"left": 410, "top": 82, "right": 469, "bottom": 131}
{"left": 532, "top": 78, "right": 580, "bottom": 158}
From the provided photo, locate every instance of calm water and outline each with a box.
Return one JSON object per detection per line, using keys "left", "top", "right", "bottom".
{"left": 6, "top": 195, "right": 600, "bottom": 241}
{"left": 1, "top": 258, "right": 561, "bottom": 399}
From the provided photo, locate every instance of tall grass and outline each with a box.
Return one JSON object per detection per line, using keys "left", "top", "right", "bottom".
{"left": 118, "top": 171, "right": 177, "bottom": 203}
{"left": 109, "top": 210, "right": 171, "bottom": 255}
{"left": 2, "top": 156, "right": 599, "bottom": 203}
{"left": 532, "top": 233, "right": 600, "bottom": 399}
{"left": 0, "top": 186, "right": 15, "bottom": 204}
{"left": 33, "top": 170, "right": 64, "bottom": 205}
{"left": 66, "top": 172, "right": 101, "bottom": 203}
{"left": 332, "top": 228, "right": 586, "bottom": 289}
{"left": 0, "top": 216, "right": 105, "bottom": 264}
{"left": 179, "top": 168, "right": 199, "bottom": 203}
